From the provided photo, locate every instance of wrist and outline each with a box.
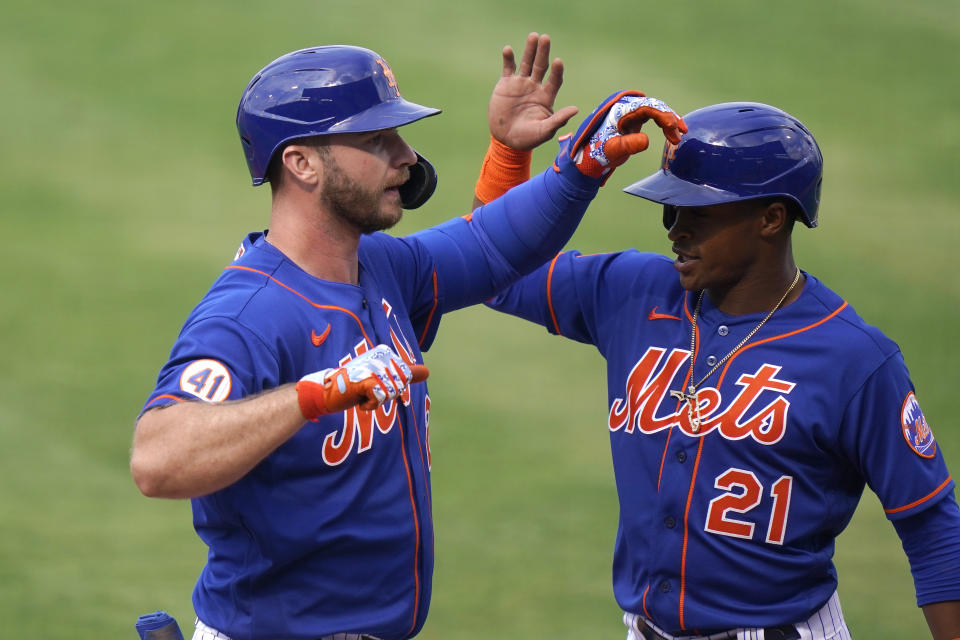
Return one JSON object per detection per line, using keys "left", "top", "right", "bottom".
{"left": 296, "top": 376, "right": 331, "bottom": 421}
{"left": 552, "top": 136, "right": 605, "bottom": 193}
{"left": 474, "top": 135, "right": 532, "bottom": 204}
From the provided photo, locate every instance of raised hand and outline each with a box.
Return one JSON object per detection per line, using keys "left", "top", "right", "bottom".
{"left": 488, "top": 32, "right": 579, "bottom": 151}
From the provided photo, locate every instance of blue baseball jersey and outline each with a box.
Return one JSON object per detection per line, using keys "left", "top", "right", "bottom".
{"left": 488, "top": 250, "right": 954, "bottom": 634}
{"left": 140, "top": 164, "right": 601, "bottom": 640}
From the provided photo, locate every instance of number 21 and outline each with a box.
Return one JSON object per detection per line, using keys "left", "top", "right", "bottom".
{"left": 704, "top": 468, "right": 793, "bottom": 545}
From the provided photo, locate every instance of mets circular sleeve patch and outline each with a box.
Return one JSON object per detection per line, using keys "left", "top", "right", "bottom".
{"left": 901, "top": 391, "right": 936, "bottom": 458}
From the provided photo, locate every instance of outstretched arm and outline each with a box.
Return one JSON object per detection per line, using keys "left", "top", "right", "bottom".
{"left": 473, "top": 32, "right": 578, "bottom": 208}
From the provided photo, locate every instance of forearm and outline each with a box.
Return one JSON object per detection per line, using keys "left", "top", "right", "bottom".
{"left": 471, "top": 162, "right": 598, "bottom": 274}
{"left": 892, "top": 491, "right": 960, "bottom": 637}
{"left": 131, "top": 385, "right": 304, "bottom": 499}
{"left": 922, "top": 600, "right": 960, "bottom": 640}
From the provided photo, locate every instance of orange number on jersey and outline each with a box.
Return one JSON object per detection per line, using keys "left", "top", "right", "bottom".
{"left": 705, "top": 468, "right": 761, "bottom": 540}
{"left": 766, "top": 475, "right": 793, "bottom": 545}
{"left": 705, "top": 468, "right": 794, "bottom": 545}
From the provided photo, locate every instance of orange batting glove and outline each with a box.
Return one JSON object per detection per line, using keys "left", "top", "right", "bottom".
{"left": 296, "top": 345, "right": 429, "bottom": 419}
{"left": 567, "top": 92, "right": 687, "bottom": 184}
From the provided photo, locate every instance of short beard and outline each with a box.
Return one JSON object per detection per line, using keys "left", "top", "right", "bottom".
{"left": 318, "top": 148, "right": 405, "bottom": 235}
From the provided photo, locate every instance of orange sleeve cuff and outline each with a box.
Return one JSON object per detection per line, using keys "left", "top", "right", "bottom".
{"left": 295, "top": 380, "right": 328, "bottom": 421}
{"left": 474, "top": 136, "right": 532, "bottom": 205}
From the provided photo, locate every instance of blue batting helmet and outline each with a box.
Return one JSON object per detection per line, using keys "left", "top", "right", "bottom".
{"left": 236, "top": 45, "right": 441, "bottom": 207}
{"left": 624, "top": 102, "right": 823, "bottom": 228}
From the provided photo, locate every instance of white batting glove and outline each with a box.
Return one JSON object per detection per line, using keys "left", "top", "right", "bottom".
{"left": 296, "top": 345, "right": 429, "bottom": 419}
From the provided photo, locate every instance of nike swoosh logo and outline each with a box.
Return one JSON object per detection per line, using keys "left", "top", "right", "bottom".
{"left": 311, "top": 325, "right": 332, "bottom": 347}
{"left": 648, "top": 306, "right": 681, "bottom": 322}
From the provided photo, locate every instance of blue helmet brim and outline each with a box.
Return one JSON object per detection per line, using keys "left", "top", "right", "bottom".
{"left": 327, "top": 98, "right": 441, "bottom": 134}
{"left": 623, "top": 169, "right": 746, "bottom": 208}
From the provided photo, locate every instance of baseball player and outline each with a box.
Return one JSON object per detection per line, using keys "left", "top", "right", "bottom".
{"left": 130, "top": 36, "right": 686, "bottom": 640}
{"left": 475, "top": 92, "right": 960, "bottom": 636}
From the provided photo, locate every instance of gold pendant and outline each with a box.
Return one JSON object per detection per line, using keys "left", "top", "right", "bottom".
{"left": 670, "top": 388, "right": 702, "bottom": 433}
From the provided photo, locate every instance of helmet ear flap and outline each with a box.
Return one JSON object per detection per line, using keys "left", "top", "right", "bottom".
{"left": 662, "top": 205, "right": 677, "bottom": 230}
{"left": 399, "top": 152, "right": 437, "bottom": 209}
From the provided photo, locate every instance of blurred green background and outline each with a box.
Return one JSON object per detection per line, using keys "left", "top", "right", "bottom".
{"left": 2, "top": 0, "right": 958, "bottom": 637}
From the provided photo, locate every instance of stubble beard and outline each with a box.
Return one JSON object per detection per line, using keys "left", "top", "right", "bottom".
{"left": 319, "top": 152, "right": 405, "bottom": 235}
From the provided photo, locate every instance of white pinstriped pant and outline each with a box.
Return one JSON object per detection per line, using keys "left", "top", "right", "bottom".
{"left": 623, "top": 591, "right": 851, "bottom": 640}
{"left": 191, "top": 617, "right": 380, "bottom": 640}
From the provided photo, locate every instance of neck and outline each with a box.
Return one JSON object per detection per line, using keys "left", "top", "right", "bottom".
{"left": 266, "top": 193, "right": 361, "bottom": 285}
{"left": 706, "top": 259, "right": 803, "bottom": 316}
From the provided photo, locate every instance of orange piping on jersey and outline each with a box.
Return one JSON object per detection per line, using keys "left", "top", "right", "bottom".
{"left": 546, "top": 253, "right": 564, "bottom": 336}
{"left": 678, "top": 436, "right": 706, "bottom": 630}
{"left": 659, "top": 292, "right": 697, "bottom": 491}
{"left": 574, "top": 251, "right": 615, "bottom": 258}
{"left": 683, "top": 291, "right": 695, "bottom": 324}
{"left": 641, "top": 584, "right": 651, "bottom": 618}
{"left": 656, "top": 428, "right": 673, "bottom": 492}
{"left": 224, "top": 265, "right": 375, "bottom": 347}
{"left": 462, "top": 211, "right": 474, "bottom": 222}
{"left": 716, "top": 302, "right": 848, "bottom": 387}
{"left": 418, "top": 270, "right": 439, "bottom": 347}
{"left": 398, "top": 415, "right": 422, "bottom": 635}
{"left": 408, "top": 400, "right": 433, "bottom": 523}
{"left": 144, "top": 394, "right": 185, "bottom": 408}
{"left": 884, "top": 476, "right": 953, "bottom": 514}
{"left": 544, "top": 250, "right": 612, "bottom": 336}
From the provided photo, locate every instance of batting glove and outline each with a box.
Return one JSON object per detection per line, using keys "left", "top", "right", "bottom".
{"left": 296, "top": 344, "right": 429, "bottom": 420}
{"left": 557, "top": 90, "right": 687, "bottom": 184}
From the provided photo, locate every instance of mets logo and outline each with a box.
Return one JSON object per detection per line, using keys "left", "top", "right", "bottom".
{"left": 321, "top": 300, "right": 422, "bottom": 467}
{"left": 608, "top": 346, "right": 795, "bottom": 445}
{"left": 375, "top": 58, "right": 401, "bottom": 98}
{"left": 901, "top": 391, "right": 936, "bottom": 458}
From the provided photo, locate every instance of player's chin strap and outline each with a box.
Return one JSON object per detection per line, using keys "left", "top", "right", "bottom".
{"left": 399, "top": 151, "right": 437, "bottom": 209}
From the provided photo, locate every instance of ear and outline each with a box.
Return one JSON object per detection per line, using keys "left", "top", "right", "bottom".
{"left": 758, "top": 201, "right": 791, "bottom": 238}
{"left": 280, "top": 145, "right": 322, "bottom": 186}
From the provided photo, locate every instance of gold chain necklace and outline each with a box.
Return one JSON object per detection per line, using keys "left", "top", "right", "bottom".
{"left": 669, "top": 268, "right": 802, "bottom": 433}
